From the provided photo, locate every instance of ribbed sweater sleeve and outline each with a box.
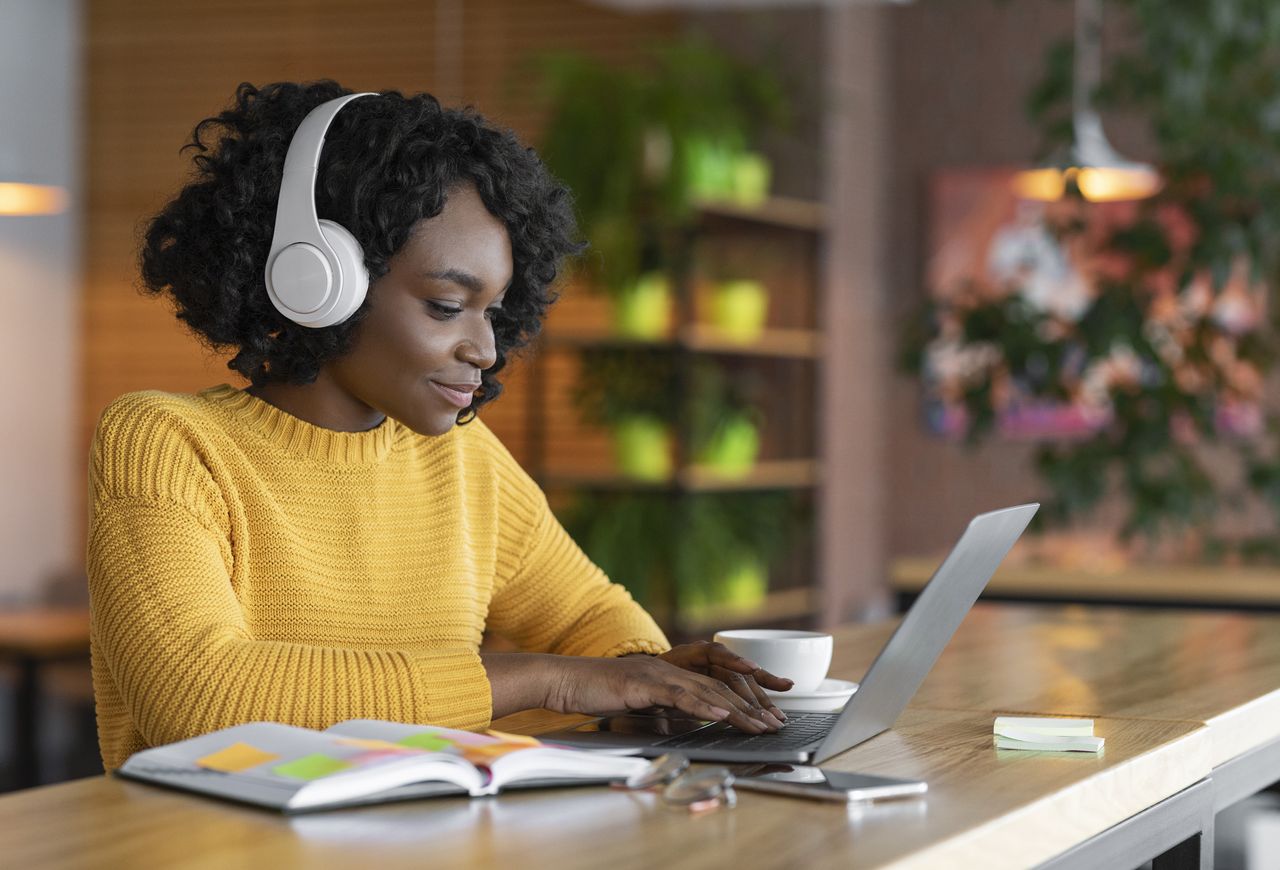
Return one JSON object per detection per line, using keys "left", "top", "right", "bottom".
{"left": 88, "top": 498, "right": 490, "bottom": 755}
{"left": 482, "top": 430, "right": 671, "bottom": 658}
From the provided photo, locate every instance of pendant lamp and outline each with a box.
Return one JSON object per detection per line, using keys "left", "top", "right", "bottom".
{"left": 1013, "top": 0, "right": 1161, "bottom": 203}
{"left": 0, "top": 183, "right": 67, "bottom": 216}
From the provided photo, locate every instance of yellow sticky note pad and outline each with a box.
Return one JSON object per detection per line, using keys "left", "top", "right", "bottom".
{"left": 459, "top": 743, "right": 531, "bottom": 765}
{"left": 484, "top": 729, "right": 541, "bottom": 747}
{"left": 196, "top": 742, "right": 280, "bottom": 773}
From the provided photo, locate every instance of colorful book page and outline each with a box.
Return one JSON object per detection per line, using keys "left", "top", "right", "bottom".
{"left": 272, "top": 754, "right": 352, "bottom": 781}
{"left": 195, "top": 742, "right": 280, "bottom": 773}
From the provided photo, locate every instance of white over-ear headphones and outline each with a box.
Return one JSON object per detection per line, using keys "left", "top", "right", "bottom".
{"left": 264, "top": 92, "right": 379, "bottom": 328}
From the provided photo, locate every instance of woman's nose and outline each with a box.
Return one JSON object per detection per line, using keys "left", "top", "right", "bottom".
{"left": 459, "top": 317, "right": 497, "bottom": 370}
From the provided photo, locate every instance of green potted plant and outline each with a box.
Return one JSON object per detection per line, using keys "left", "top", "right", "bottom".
{"left": 575, "top": 352, "right": 765, "bottom": 481}
{"left": 673, "top": 492, "right": 799, "bottom": 621}
{"left": 561, "top": 490, "right": 801, "bottom": 621}
{"left": 697, "top": 238, "right": 781, "bottom": 341}
{"left": 689, "top": 361, "right": 764, "bottom": 477}
{"left": 561, "top": 492, "right": 673, "bottom": 609}
{"left": 684, "top": 132, "right": 773, "bottom": 207}
{"left": 573, "top": 347, "right": 679, "bottom": 481}
{"left": 532, "top": 32, "right": 791, "bottom": 323}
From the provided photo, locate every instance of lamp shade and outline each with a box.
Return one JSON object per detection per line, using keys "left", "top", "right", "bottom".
{"left": 1013, "top": 111, "right": 1161, "bottom": 203}
{"left": 0, "top": 181, "right": 68, "bottom": 216}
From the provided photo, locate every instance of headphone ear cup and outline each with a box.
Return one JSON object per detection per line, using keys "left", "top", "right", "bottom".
{"left": 318, "top": 219, "right": 369, "bottom": 325}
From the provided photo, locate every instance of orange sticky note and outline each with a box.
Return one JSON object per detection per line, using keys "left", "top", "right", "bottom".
{"left": 459, "top": 743, "right": 532, "bottom": 765}
{"left": 196, "top": 742, "right": 280, "bottom": 773}
{"left": 484, "top": 729, "right": 541, "bottom": 747}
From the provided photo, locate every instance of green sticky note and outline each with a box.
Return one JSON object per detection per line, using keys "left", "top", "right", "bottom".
{"left": 396, "top": 732, "right": 454, "bottom": 752}
{"left": 272, "top": 753, "right": 352, "bottom": 781}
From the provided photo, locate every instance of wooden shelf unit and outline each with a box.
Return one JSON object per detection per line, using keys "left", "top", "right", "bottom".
{"left": 674, "top": 587, "right": 816, "bottom": 636}
{"left": 892, "top": 556, "right": 1280, "bottom": 609}
{"left": 528, "top": 195, "right": 826, "bottom": 632}
{"left": 543, "top": 324, "right": 821, "bottom": 359}
{"left": 693, "top": 194, "right": 828, "bottom": 233}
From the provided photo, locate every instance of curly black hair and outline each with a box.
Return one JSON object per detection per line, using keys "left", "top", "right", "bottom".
{"left": 138, "top": 79, "right": 587, "bottom": 423}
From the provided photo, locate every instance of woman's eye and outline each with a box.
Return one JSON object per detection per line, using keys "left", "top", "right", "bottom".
{"left": 426, "top": 301, "right": 462, "bottom": 319}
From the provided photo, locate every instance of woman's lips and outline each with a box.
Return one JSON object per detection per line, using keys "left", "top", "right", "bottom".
{"left": 430, "top": 380, "right": 478, "bottom": 408}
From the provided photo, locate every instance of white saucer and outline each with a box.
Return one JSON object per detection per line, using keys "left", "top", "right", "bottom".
{"left": 764, "top": 678, "right": 859, "bottom": 713}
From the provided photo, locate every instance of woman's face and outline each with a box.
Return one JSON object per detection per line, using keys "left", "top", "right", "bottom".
{"left": 326, "top": 180, "right": 514, "bottom": 437}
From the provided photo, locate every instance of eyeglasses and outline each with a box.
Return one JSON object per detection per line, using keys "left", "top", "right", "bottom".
{"left": 617, "top": 753, "right": 737, "bottom": 813}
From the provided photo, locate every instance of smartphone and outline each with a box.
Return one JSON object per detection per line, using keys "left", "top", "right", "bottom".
{"left": 732, "top": 764, "right": 927, "bottom": 802}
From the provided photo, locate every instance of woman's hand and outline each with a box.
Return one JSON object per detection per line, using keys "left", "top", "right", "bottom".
{"left": 656, "top": 641, "right": 793, "bottom": 726}
{"left": 543, "top": 651, "right": 789, "bottom": 733}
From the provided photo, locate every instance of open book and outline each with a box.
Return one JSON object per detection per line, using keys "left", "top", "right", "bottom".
{"left": 115, "top": 719, "right": 649, "bottom": 813}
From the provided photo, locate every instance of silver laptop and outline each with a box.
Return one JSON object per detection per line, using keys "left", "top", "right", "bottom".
{"left": 540, "top": 503, "right": 1038, "bottom": 763}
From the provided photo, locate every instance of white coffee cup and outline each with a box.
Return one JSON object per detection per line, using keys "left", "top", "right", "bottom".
{"left": 712, "top": 629, "right": 834, "bottom": 693}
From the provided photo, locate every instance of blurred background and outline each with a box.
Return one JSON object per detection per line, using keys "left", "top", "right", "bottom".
{"left": 4, "top": 0, "right": 1280, "bottom": 863}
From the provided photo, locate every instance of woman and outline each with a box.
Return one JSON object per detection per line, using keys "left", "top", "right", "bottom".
{"left": 86, "top": 80, "right": 790, "bottom": 772}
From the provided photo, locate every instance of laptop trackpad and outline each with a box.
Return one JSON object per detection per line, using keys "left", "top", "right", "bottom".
{"left": 546, "top": 711, "right": 717, "bottom": 749}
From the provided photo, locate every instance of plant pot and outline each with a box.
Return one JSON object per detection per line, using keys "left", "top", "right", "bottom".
{"left": 730, "top": 152, "right": 771, "bottom": 207}
{"left": 696, "top": 413, "right": 761, "bottom": 478}
{"left": 685, "top": 137, "right": 740, "bottom": 201}
{"left": 720, "top": 555, "right": 768, "bottom": 608}
{"left": 612, "top": 416, "right": 672, "bottom": 481}
{"left": 711, "top": 279, "right": 769, "bottom": 341}
{"left": 612, "top": 271, "right": 672, "bottom": 339}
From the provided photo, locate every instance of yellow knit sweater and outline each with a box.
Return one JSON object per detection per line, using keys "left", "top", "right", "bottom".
{"left": 86, "top": 384, "right": 669, "bottom": 771}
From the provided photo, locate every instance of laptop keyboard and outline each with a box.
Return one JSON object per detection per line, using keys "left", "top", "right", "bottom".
{"left": 653, "top": 712, "right": 841, "bottom": 752}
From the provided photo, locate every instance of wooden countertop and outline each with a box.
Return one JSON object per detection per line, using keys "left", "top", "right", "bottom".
{"left": 892, "top": 556, "right": 1280, "bottom": 606}
{"left": 0, "top": 708, "right": 1208, "bottom": 870}
{"left": 3, "top": 603, "right": 1275, "bottom": 868}
{"left": 833, "top": 603, "right": 1280, "bottom": 767}
{"left": 0, "top": 608, "right": 90, "bottom": 658}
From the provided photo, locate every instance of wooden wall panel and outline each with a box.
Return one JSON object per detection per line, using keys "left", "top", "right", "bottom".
{"left": 79, "top": 0, "right": 680, "bottom": 551}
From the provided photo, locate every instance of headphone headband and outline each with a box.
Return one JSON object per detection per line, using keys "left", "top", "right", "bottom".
{"left": 264, "top": 92, "right": 379, "bottom": 328}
